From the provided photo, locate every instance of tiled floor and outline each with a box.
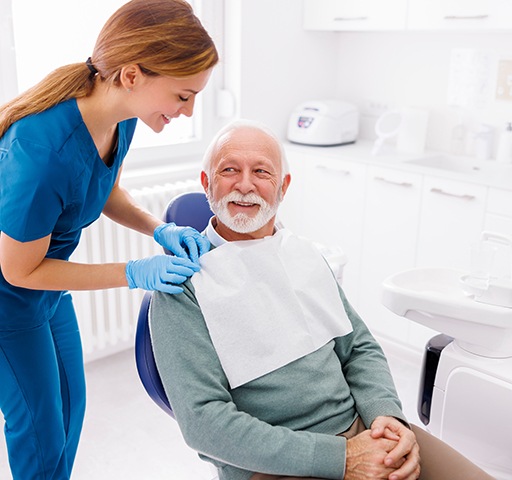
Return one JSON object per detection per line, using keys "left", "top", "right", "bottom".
{"left": 0, "top": 339, "right": 423, "bottom": 480}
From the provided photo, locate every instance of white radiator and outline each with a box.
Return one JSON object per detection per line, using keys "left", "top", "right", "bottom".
{"left": 70, "top": 179, "right": 203, "bottom": 362}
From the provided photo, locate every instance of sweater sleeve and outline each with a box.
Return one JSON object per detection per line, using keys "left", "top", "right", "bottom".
{"left": 333, "top": 286, "right": 408, "bottom": 428}
{"left": 150, "top": 283, "right": 346, "bottom": 480}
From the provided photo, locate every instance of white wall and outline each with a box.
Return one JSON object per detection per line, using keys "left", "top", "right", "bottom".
{"left": 333, "top": 31, "right": 512, "bottom": 155}
{"left": 0, "top": 0, "right": 17, "bottom": 104}
{"left": 232, "top": 2, "right": 512, "bottom": 157}
{"left": 228, "top": 0, "right": 339, "bottom": 139}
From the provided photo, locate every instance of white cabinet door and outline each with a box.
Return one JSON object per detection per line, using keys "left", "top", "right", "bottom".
{"left": 484, "top": 188, "right": 512, "bottom": 280}
{"left": 408, "top": 0, "right": 512, "bottom": 30}
{"left": 358, "top": 167, "right": 422, "bottom": 343}
{"left": 304, "top": 0, "right": 408, "bottom": 31}
{"left": 416, "top": 177, "right": 487, "bottom": 270}
{"left": 303, "top": 157, "right": 367, "bottom": 304}
{"left": 280, "top": 150, "right": 367, "bottom": 304}
{"left": 411, "top": 177, "right": 487, "bottom": 349}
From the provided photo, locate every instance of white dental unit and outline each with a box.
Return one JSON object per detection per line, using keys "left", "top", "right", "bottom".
{"left": 382, "top": 232, "right": 512, "bottom": 480}
{"left": 287, "top": 100, "right": 359, "bottom": 147}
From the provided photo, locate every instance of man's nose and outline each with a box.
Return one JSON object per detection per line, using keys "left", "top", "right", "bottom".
{"left": 234, "top": 171, "right": 255, "bottom": 194}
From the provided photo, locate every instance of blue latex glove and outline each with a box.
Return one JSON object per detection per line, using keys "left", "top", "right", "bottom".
{"left": 125, "top": 255, "right": 200, "bottom": 294}
{"left": 154, "top": 223, "right": 210, "bottom": 264}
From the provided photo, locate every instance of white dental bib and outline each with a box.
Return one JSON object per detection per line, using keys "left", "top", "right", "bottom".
{"left": 191, "top": 229, "right": 353, "bottom": 388}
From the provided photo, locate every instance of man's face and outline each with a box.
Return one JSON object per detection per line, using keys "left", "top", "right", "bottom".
{"left": 202, "top": 127, "right": 290, "bottom": 239}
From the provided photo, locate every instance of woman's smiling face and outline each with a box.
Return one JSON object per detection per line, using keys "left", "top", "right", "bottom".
{"left": 131, "top": 68, "right": 212, "bottom": 133}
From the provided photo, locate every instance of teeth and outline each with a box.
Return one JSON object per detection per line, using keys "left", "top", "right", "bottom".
{"left": 234, "top": 201, "right": 256, "bottom": 207}
{"left": 163, "top": 114, "right": 171, "bottom": 121}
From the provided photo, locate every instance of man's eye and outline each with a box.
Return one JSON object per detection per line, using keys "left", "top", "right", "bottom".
{"left": 218, "top": 167, "right": 235, "bottom": 174}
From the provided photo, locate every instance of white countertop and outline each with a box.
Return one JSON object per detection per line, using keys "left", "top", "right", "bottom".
{"left": 283, "top": 140, "right": 512, "bottom": 191}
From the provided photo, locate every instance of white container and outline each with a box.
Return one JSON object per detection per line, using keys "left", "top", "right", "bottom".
{"left": 287, "top": 100, "right": 359, "bottom": 146}
{"left": 496, "top": 122, "right": 512, "bottom": 164}
{"left": 396, "top": 107, "right": 429, "bottom": 155}
{"left": 473, "top": 124, "right": 494, "bottom": 161}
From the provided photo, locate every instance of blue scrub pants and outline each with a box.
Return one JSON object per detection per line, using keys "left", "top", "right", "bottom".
{"left": 0, "top": 293, "right": 86, "bottom": 479}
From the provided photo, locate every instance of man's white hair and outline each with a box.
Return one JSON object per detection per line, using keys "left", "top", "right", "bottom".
{"left": 201, "top": 119, "right": 290, "bottom": 179}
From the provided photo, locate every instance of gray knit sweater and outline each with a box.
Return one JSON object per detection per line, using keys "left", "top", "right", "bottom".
{"left": 150, "top": 266, "right": 406, "bottom": 480}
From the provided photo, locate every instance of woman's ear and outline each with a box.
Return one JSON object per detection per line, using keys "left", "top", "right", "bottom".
{"left": 119, "top": 64, "right": 142, "bottom": 91}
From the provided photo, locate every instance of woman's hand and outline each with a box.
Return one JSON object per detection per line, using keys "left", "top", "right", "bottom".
{"left": 126, "top": 254, "right": 200, "bottom": 294}
{"left": 154, "top": 223, "right": 210, "bottom": 264}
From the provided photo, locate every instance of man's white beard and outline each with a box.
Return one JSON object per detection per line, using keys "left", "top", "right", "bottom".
{"left": 207, "top": 189, "right": 281, "bottom": 234}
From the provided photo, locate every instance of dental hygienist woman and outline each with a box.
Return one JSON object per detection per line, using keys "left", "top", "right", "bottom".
{"left": 0, "top": 1, "right": 218, "bottom": 478}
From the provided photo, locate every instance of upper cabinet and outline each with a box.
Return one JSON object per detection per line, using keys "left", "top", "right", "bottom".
{"left": 408, "top": 0, "right": 512, "bottom": 31}
{"left": 304, "top": 0, "right": 512, "bottom": 31}
{"left": 303, "top": 0, "right": 408, "bottom": 31}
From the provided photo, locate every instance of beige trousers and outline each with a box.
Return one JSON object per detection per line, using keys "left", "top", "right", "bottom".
{"left": 249, "top": 418, "right": 495, "bottom": 480}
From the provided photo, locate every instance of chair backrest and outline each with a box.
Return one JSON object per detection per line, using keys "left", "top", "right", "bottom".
{"left": 135, "top": 291, "right": 174, "bottom": 416}
{"left": 134, "top": 191, "right": 213, "bottom": 416}
{"left": 163, "top": 190, "right": 214, "bottom": 231}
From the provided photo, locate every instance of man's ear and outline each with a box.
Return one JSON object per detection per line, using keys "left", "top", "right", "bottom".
{"left": 280, "top": 174, "right": 292, "bottom": 200}
{"left": 200, "top": 171, "right": 209, "bottom": 193}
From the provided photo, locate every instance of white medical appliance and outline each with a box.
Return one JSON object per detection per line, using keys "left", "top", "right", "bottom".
{"left": 287, "top": 100, "right": 359, "bottom": 146}
{"left": 381, "top": 233, "right": 512, "bottom": 480}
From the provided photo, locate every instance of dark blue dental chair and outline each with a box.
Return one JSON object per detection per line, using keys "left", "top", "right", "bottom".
{"left": 134, "top": 191, "right": 214, "bottom": 417}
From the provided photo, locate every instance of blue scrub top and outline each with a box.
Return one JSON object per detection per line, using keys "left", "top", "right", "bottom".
{"left": 0, "top": 99, "right": 137, "bottom": 328}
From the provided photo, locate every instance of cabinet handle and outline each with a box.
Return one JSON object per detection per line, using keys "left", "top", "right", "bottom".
{"left": 374, "top": 176, "right": 413, "bottom": 188}
{"left": 315, "top": 165, "right": 351, "bottom": 175}
{"left": 333, "top": 16, "right": 369, "bottom": 21}
{"left": 443, "top": 14, "right": 488, "bottom": 20}
{"left": 430, "top": 187, "right": 475, "bottom": 201}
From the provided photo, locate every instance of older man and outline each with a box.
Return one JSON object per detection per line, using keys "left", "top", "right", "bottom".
{"left": 150, "top": 120, "right": 493, "bottom": 480}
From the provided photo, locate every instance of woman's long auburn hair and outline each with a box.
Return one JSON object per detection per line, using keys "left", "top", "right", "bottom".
{"left": 0, "top": 0, "right": 218, "bottom": 138}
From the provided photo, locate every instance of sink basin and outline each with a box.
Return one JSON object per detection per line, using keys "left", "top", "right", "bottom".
{"left": 382, "top": 267, "right": 512, "bottom": 357}
{"left": 405, "top": 155, "right": 487, "bottom": 173}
